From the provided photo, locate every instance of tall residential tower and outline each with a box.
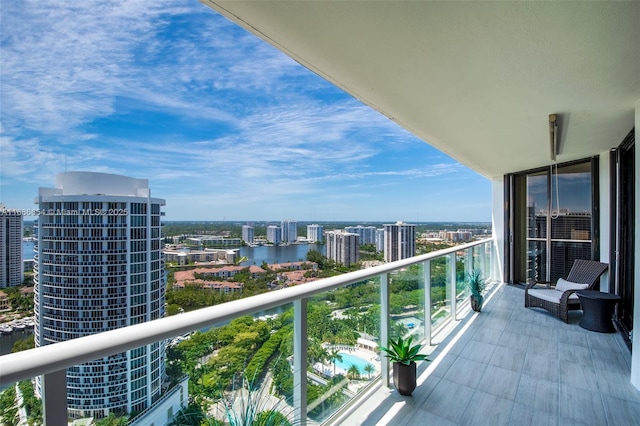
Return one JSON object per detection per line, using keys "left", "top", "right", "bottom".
{"left": 242, "top": 225, "right": 254, "bottom": 244}
{"left": 281, "top": 219, "right": 297, "bottom": 243}
{"left": 266, "top": 225, "right": 282, "bottom": 244}
{"left": 34, "top": 172, "right": 166, "bottom": 418}
{"left": 325, "top": 230, "right": 359, "bottom": 267}
{"left": 0, "top": 204, "right": 23, "bottom": 288}
{"left": 383, "top": 221, "right": 416, "bottom": 262}
{"left": 306, "top": 224, "right": 323, "bottom": 243}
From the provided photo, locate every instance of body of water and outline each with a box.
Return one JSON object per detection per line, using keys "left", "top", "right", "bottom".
{"left": 335, "top": 351, "right": 375, "bottom": 374}
{"left": 0, "top": 329, "right": 33, "bottom": 356}
{"left": 22, "top": 241, "right": 324, "bottom": 265}
{"left": 239, "top": 243, "right": 324, "bottom": 266}
{"left": 23, "top": 241, "right": 35, "bottom": 259}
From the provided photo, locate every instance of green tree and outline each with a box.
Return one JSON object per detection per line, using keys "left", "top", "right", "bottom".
{"left": 327, "top": 350, "right": 343, "bottom": 377}
{"left": 94, "top": 413, "right": 128, "bottom": 426}
{"left": 346, "top": 364, "right": 360, "bottom": 380}
{"left": 0, "top": 386, "right": 18, "bottom": 426}
{"left": 364, "top": 363, "right": 375, "bottom": 379}
{"left": 12, "top": 334, "right": 34, "bottom": 352}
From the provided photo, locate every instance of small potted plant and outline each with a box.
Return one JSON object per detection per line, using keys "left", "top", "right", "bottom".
{"left": 467, "top": 269, "right": 485, "bottom": 312}
{"left": 380, "top": 335, "right": 429, "bottom": 396}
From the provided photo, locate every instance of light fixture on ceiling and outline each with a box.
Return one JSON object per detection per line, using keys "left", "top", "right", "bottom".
{"left": 549, "top": 114, "right": 558, "bottom": 161}
{"left": 549, "top": 113, "right": 560, "bottom": 219}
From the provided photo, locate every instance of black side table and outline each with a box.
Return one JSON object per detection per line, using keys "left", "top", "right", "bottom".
{"left": 576, "top": 290, "right": 621, "bottom": 333}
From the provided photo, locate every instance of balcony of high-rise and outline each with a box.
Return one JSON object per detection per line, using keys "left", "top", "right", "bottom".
{"left": 1, "top": 1, "right": 639, "bottom": 425}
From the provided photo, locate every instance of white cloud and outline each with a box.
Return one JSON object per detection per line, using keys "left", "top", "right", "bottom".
{"left": 0, "top": 0, "right": 490, "bottom": 221}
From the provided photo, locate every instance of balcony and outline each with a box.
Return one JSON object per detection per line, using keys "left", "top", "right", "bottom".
{"left": 334, "top": 283, "right": 640, "bottom": 425}
{"left": 3, "top": 237, "right": 638, "bottom": 425}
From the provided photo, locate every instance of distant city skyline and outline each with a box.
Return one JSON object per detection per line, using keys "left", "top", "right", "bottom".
{"left": 0, "top": 0, "right": 491, "bottom": 222}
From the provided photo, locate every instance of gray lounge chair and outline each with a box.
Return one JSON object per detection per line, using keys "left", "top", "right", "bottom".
{"left": 524, "top": 259, "right": 608, "bottom": 323}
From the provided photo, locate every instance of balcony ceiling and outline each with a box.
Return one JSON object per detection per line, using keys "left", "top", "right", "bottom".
{"left": 202, "top": 1, "right": 640, "bottom": 179}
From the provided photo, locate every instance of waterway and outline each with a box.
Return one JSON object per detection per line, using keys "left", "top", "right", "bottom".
{"left": 23, "top": 241, "right": 35, "bottom": 259}
{"left": 238, "top": 243, "right": 325, "bottom": 266}
{"left": 1, "top": 329, "right": 32, "bottom": 356}
{"left": 21, "top": 241, "right": 325, "bottom": 265}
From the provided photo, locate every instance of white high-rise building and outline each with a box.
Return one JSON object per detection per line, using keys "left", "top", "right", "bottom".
{"left": 384, "top": 221, "right": 416, "bottom": 262}
{"left": 325, "top": 230, "right": 359, "bottom": 267}
{"left": 344, "top": 225, "right": 377, "bottom": 245}
{"left": 34, "top": 172, "right": 166, "bottom": 418}
{"left": 306, "top": 224, "right": 324, "bottom": 243}
{"left": 242, "top": 225, "right": 254, "bottom": 243}
{"left": 0, "top": 204, "right": 23, "bottom": 288}
{"left": 266, "top": 225, "right": 282, "bottom": 244}
{"left": 281, "top": 219, "right": 297, "bottom": 243}
{"left": 375, "top": 228, "right": 385, "bottom": 252}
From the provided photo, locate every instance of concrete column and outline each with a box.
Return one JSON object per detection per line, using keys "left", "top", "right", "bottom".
{"left": 631, "top": 100, "right": 640, "bottom": 391}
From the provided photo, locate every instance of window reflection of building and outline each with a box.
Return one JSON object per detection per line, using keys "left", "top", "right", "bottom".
{"left": 534, "top": 212, "right": 592, "bottom": 283}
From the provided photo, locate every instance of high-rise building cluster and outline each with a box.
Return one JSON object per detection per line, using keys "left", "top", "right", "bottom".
{"left": 439, "top": 230, "right": 472, "bottom": 242}
{"left": 344, "top": 225, "right": 377, "bottom": 245}
{"left": 325, "top": 230, "right": 359, "bottom": 267}
{"left": 383, "top": 221, "right": 416, "bottom": 262}
{"left": 33, "top": 172, "right": 175, "bottom": 419}
{"left": 0, "top": 204, "right": 23, "bottom": 288}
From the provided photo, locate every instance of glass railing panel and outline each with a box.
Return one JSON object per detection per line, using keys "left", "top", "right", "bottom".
{"left": 390, "top": 264, "right": 425, "bottom": 344}
{"left": 305, "top": 278, "right": 381, "bottom": 423}
{"left": 472, "top": 244, "right": 481, "bottom": 271}
{"left": 0, "top": 379, "right": 42, "bottom": 425}
{"left": 167, "top": 304, "right": 295, "bottom": 425}
{"left": 431, "top": 254, "right": 450, "bottom": 329}
{"left": 455, "top": 250, "right": 468, "bottom": 305}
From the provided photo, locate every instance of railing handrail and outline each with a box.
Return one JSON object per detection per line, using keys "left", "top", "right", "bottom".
{"left": 0, "top": 237, "right": 492, "bottom": 386}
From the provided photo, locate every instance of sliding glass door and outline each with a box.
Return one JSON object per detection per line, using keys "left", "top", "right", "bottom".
{"left": 610, "top": 130, "right": 634, "bottom": 345}
{"left": 508, "top": 159, "right": 598, "bottom": 285}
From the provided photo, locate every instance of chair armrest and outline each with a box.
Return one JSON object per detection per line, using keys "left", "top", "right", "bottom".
{"left": 559, "top": 289, "right": 578, "bottom": 305}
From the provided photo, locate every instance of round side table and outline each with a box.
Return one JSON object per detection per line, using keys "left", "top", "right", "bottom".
{"left": 576, "top": 290, "right": 621, "bottom": 333}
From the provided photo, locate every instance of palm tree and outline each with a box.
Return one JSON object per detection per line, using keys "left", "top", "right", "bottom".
{"left": 327, "top": 349, "right": 343, "bottom": 377}
{"left": 308, "top": 341, "right": 329, "bottom": 366}
{"left": 364, "top": 363, "right": 375, "bottom": 380}
{"left": 347, "top": 364, "right": 360, "bottom": 380}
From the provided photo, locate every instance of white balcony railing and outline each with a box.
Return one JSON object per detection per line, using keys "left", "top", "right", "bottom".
{"left": 0, "top": 237, "right": 494, "bottom": 425}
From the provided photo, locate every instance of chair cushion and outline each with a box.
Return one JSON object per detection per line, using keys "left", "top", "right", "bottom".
{"left": 529, "top": 288, "right": 580, "bottom": 304}
{"left": 528, "top": 288, "right": 581, "bottom": 304}
{"left": 555, "top": 278, "right": 590, "bottom": 294}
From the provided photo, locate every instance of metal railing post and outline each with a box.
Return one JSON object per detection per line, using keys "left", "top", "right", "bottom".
{"left": 423, "top": 260, "right": 432, "bottom": 345}
{"left": 465, "top": 247, "right": 473, "bottom": 305}
{"left": 380, "top": 273, "right": 390, "bottom": 388}
{"left": 293, "top": 298, "right": 308, "bottom": 426}
{"left": 449, "top": 253, "right": 457, "bottom": 320}
{"left": 42, "top": 369, "right": 67, "bottom": 425}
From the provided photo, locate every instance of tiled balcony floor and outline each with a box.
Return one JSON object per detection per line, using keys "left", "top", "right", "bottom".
{"left": 337, "top": 283, "right": 640, "bottom": 426}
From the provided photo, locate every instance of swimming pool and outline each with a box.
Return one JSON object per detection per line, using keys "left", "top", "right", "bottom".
{"left": 334, "top": 352, "right": 375, "bottom": 375}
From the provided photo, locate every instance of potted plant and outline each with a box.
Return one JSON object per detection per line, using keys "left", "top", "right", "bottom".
{"left": 467, "top": 269, "right": 485, "bottom": 312}
{"left": 380, "top": 335, "right": 429, "bottom": 396}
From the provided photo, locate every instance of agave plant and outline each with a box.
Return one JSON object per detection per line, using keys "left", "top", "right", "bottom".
{"left": 467, "top": 269, "right": 485, "bottom": 297}
{"left": 467, "top": 269, "right": 485, "bottom": 312}
{"left": 379, "top": 335, "right": 429, "bottom": 366}
{"left": 219, "top": 373, "right": 293, "bottom": 426}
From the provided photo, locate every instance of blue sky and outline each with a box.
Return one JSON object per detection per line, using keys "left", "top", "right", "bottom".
{"left": 0, "top": 0, "right": 490, "bottom": 222}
